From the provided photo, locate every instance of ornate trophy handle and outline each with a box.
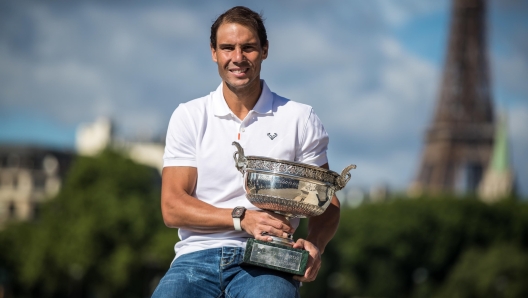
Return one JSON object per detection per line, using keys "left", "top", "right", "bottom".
{"left": 335, "top": 164, "right": 357, "bottom": 191}
{"left": 232, "top": 141, "right": 248, "bottom": 174}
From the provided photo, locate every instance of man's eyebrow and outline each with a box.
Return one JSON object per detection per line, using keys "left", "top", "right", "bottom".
{"left": 218, "top": 42, "right": 259, "bottom": 47}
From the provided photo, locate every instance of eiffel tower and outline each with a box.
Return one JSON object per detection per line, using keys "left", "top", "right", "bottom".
{"left": 410, "top": 0, "right": 495, "bottom": 195}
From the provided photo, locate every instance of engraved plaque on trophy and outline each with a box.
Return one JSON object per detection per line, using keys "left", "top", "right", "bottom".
{"left": 232, "top": 142, "right": 356, "bottom": 275}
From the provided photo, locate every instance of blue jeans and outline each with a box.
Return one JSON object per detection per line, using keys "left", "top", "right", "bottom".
{"left": 152, "top": 247, "right": 300, "bottom": 298}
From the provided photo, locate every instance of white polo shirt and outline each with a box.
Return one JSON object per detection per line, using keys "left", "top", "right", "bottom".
{"left": 163, "top": 80, "right": 329, "bottom": 259}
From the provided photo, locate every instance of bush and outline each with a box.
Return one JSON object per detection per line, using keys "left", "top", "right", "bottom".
{"left": 0, "top": 150, "right": 176, "bottom": 298}
{"left": 2, "top": 152, "right": 526, "bottom": 297}
{"left": 299, "top": 197, "right": 528, "bottom": 298}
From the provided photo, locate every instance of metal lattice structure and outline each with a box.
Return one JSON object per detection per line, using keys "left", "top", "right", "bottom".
{"left": 411, "top": 0, "right": 495, "bottom": 195}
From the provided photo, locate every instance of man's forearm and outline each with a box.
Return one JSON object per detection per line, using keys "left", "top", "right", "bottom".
{"left": 306, "top": 195, "right": 340, "bottom": 254}
{"left": 161, "top": 166, "right": 235, "bottom": 232}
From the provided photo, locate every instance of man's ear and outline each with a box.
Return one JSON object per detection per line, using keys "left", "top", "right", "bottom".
{"left": 262, "top": 41, "right": 269, "bottom": 60}
{"left": 211, "top": 43, "right": 218, "bottom": 63}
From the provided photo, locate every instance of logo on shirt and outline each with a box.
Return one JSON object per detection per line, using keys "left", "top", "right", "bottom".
{"left": 267, "top": 133, "right": 277, "bottom": 140}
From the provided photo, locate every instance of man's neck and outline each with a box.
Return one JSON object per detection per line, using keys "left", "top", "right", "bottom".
{"left": 223, "top": 80, "right": 262, "bottom": 120}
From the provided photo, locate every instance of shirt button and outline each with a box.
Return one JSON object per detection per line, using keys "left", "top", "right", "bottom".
{"left": 241, "top": 128, "right": 245, "bottom": 132}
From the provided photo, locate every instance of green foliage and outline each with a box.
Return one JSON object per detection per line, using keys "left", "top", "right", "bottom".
{"left": 0, "top": 150, "right": 177, "bottom": 298}
{"left": 1, "top": 152, "right": 526, "bottom": 297}
{"left": 437, "top": 244, "right": 528, "bottom": 298}
{"left": 299, "top": 197, "right": 528, "bottom": 298}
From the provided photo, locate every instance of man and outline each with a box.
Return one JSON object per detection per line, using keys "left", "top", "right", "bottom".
{"left": 152, "top": 6, "right": 340, "bottom": 298}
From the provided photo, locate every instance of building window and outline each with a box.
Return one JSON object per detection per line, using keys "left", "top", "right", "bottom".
{"left": 32, "top": 203, "right": 41, "bottom": 220}
{"left": 33, "top": 175, "right": 46, "bottom": 189}
{"left": 8, "top": 201, "right": 16, "bottom": 219}
{"left": 43, "top": 155, "right": 59, "bottom": 175}
{"left": 25, "top": 157, "right": 35, "bottom": 169}
{"left": 7, "top": 155, "right": 20, "bottom": 168}
{"left": 456, "top": 162, "right": 483, "bottom": 194}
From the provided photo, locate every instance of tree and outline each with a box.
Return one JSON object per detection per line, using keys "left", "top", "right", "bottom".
{"left": 299, "top": 197, "right": 528, "bottom": 298}
{"left": 436, "top": 244, "right": 528, "bottom": 298}
{"left": 0, "top": 150, "right": 176, "bottom": 297}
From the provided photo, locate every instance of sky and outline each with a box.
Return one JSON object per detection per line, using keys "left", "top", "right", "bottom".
{"left": 1, "top": 0, "right": 527, "bottom": 196}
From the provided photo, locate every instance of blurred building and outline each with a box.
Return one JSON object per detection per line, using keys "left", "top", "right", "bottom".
{"left": 76, "top": 117, "right": 165, "bottom": 173}
{"left": 343, "top": 187, "right": 366, "bottom": 208}
{"left": 0, "top": 117, "right": 165, "bottom": 226}
{"left": 369, "top": 184, "right": 389, "bottom": 203}
{"left": 410, "top": 0, "right": 498, "bottom": 197}
{"left": 339, "top": 186, "right": 395, "bottom": 207}
{"left": 0, "top": 146, "right": 73, "bottom": 225}
{"left": 76, "top": 116, "right": 114, "bottom": 156}
{"left": 478, "top": 114, "right": 516, "bottom": 202}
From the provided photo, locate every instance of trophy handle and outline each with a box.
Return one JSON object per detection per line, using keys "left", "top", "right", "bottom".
{"left": 232, "top": 141, "right": 248, "bottom": 174}
{"left": 335, "top": 164, "right": 356, "bottom": 191}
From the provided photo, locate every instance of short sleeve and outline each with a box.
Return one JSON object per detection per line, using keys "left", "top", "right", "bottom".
{"left": 163, "top": 104, "right": 198, "bottom": 167}
{"left": 296, "top": 108, "right": 329, "bottom": 166}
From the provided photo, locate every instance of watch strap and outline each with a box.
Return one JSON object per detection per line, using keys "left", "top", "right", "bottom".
{"left": 233, "top": 217, "right": 242, "bottom": 231}
{"left": 232, "top": 206, "right": 246, "bottom": 231}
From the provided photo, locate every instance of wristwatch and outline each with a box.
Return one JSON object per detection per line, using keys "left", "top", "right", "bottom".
{"left": 232, "top": 206, "right": 246, "bottom": 231}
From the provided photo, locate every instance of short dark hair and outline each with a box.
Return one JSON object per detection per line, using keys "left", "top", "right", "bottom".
{"left": 210, "top": 6, "right": 267, "bottom": 49}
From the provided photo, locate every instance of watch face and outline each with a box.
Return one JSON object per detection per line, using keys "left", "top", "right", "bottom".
{"left": 232, "top": 207, "right": 245, "bottom": 218}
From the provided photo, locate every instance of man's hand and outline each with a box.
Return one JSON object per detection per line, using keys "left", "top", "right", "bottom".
{"left": 241, "top": 210, "right": 295, "bottom": 241}
{"left": 292, "top": 239, "right": 321, "bottom": 282}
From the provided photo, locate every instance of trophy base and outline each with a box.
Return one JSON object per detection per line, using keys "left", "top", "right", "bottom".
{"left": 243, "top": 238, "right": 309, "bottom": 276}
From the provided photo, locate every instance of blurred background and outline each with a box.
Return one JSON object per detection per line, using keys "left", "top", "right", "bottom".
{"left": 0, "top": 0, "right": 527, "bottom": 297}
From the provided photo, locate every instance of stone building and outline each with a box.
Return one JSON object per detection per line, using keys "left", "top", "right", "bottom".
{"left": 0, "top": 146, "right": 74, "bottom": 225}
{"left": 0, "top": 117, "right": 164, "bottom": 226}
{"left": 76, "top": 117, "right": 165, "bottom": 173}
{"left": 478, "top": 114, "right": 516, "bottom": 202}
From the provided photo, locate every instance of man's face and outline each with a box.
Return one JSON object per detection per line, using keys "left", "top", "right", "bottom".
{"left": 211, "top": 22, "right": 268, "bottom": 91}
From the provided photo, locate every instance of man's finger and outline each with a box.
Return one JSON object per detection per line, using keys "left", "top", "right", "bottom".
{"left": 292, "top": 239, "right": 321, "bottom": 282}
{"left": 263, "top": 211, "right": 294, "bottom": 229}
{"left": 254, "top": 231, "right": 273, "bottom": 242}
{"left": 268, "top": 219, "right": 294, "bottom": 233}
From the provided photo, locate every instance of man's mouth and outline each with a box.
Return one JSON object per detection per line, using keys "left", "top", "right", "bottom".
{"left": 229, "top": 68, "right": 249, "bottom": 74}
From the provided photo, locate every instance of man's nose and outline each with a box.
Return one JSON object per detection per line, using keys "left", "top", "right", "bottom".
{"left": 232, "top": 48, "right": 244, "bottom": 62}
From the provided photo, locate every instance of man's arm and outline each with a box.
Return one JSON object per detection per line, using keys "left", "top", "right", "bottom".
{"left": 161, "top": 166, "right": 294, "bottom": 240}
{"left": 306, "top": 195, "right": 340, "bottom": 255}
{"left": 292, "top": 163, "right": 340, "bottom": 282}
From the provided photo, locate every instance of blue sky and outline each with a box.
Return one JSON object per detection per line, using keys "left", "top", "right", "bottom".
{"left": 1, "top": 0, "right": 527, "bottom": 195}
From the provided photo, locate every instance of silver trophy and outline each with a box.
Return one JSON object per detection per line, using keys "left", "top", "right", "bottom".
{"left": 232, "top": 141, "right": 356, "bottom": 275}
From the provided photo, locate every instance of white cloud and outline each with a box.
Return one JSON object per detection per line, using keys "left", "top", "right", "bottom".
{"left": 494, "top": 52, "right": 528, "bottom": 97}
{"left": 375, "top": 0, "right": 448, "bottom": 27}
{"left": 34, "top": 61, "right": 104, "bottom": 90}
{"left": 332, "top": 145, "right": 419, "bottom": 192}
{"left": 0, "top": 2, "right": 217, "bottom": 135}
{"left": 0, "top": 0, "right": 525, "bottom": 194}
{"left": 268, "top": 21, "right": 349, "bottom": 68}
{"left": 508, "top": 106, "right": 528, "bottom": 194}
{"left": 279, "top": 35, "right": 438, "bottom": 142}
{"left": 510, "top": 107, "right": 528, "bottom": 148}
{"left": 377, "top": 0, "right": 410, "bottom": 26}
{"left": 263, "top": 24, "right": 439, "bottom": 189}
{"left": 140, "top": 8, "right": 205, "bottom": 40}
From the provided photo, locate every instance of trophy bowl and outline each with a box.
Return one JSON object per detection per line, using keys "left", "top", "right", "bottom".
{"left": 232, "top": 141, "right": 357, "bottom": 275}
{"left": 233, "top": 142, "right": 356, "bottom": 218}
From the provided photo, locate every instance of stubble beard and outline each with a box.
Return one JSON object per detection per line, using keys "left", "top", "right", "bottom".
{"left": 222, "top": 65, "right": 260, "bottom": 93}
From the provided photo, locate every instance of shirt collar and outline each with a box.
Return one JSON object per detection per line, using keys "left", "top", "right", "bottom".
{"left": 212, "top": 80, "right": 274, "bottom": 117}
